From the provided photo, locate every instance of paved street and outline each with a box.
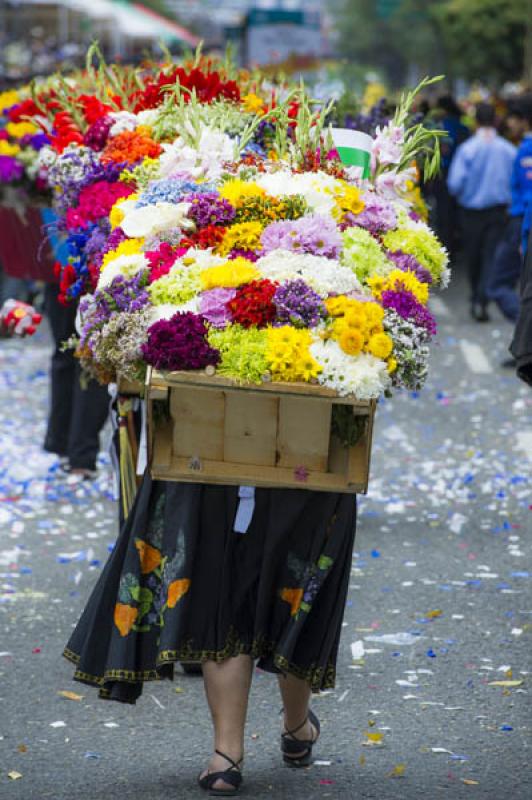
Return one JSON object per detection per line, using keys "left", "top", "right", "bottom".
{"left": 1, "top": 272, "right": 531, "bottom": 800}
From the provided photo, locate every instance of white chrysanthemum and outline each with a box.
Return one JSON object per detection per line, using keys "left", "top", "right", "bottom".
{"left": 146, "top": 298, "right": 199, "bottom": 326}
{"left": 36, "top": 145, "right": 57, "bottom": 170}
{"left": 254, "top": 170, "right": 342, "bottom": 215}
{"left": 174, "top": 247, "right": 225, "bottom": 270}
{"left": 109, "top": 111, "right": 139, "bottom": 136}
{"left": 97, "top": 254, "right": 149, "bottom": 289}
{"left": 159, "top": 127, "right": 234, "bottom": 181}
{"left": 310, "top": 339, "right": 391, "bottom": 399}
{"left": 256, "top": 250, "right": 362, "bottom": 297}
{"left": 121, "top": 201, "right": 194, "bottom": 238}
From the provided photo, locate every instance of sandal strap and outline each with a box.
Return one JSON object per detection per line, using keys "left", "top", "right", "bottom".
{"left": 282, "top": 715, "right": 309, "bottom": 741}
{"left": 214, "top": 749, "right": 243, "bottom": 772}
{"left": 201, "top": 770, "right": 242, "bottom": 790}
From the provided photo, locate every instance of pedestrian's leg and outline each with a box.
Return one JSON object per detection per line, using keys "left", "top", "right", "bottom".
{"left": 480, "top": 207, "right": 508, "bottom": 311}
{"left": 67, "top": 363, "right": 110, "bottom": 472}
{"left": 43, "top": 283, "right": 76, "bottom": 456}
{"left": 277, "top": 673, "right": 319, "bottom": 757}
{"left": 460, "top": 210, "right": 484, "bottom": 313}
{"left": 485, "top": 217, "right": 522, "bottom": 322}
{"left": 201, "top": 655, "right": 253, "bottom": 790}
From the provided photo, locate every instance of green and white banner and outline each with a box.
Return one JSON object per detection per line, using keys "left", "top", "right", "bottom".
{"left": 330, "top": 129, "right": 373, "bottom": 179}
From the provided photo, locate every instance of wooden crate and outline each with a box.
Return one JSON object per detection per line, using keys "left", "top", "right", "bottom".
{"left": 116, "top": 375, "right": 144, "bottom": 396}
{"left": 147, "top": 368, "right": 376, "bottom": 494}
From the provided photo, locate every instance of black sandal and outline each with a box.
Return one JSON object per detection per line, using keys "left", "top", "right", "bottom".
{"left": 198, "top": 749, "right": 243, "bottom": 797}
{"left": 281, "top": 709, "right": 320, "bottom": 767}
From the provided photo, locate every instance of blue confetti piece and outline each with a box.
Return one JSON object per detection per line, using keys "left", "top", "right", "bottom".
{"left": 426, "top": 649, "right": 437, "bottom": 658}
{"left": 511, "top": 571, "right": 529, "bottom": 578}
{"left": 371, "top": 549, "right": 381, "bottom": 558}
{"left": 500, "top": 725, "right": 513, "bottom": 732}
{"left": 19, "top": 567, "right": 32, "bottom": 574}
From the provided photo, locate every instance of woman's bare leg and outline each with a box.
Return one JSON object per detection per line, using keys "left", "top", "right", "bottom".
{"left": 201, "top": 655, "right": 253, "bottom": 789}
{"left": 277, "top": 673, "right": 318, "bottom": 748}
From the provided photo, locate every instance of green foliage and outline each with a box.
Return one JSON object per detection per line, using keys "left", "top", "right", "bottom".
{"left": 333, "top": 0, "right": 529, "bottom": 86}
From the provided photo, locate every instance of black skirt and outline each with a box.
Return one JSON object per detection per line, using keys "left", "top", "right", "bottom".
{"left": 63, "top": 474, "right": 357, "bottom": 703}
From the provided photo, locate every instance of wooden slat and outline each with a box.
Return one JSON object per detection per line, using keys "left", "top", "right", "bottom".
{"left": 223, "top": 393, "right": 278, "bottom": 466}
{"left": 170, "top": 387, "right": 225, "bottom": 460}
{"left": 277, "top": 397, "right": 331, "bottom": 471}
{"left": 151, "top": 456, "right": 364, "bottom": 494}
{"left": 153, "top": 369, "right": 372, "bottom": 408}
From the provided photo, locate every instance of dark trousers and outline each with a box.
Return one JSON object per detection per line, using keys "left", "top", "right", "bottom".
{"left": 460, "top": 205, "right": 508, "bottom": 307}
{"left": 44, "top": 284, "right": 110, "bottom": 470}
{"left": 485, "top": 215, "right": 522, "bottom": 322}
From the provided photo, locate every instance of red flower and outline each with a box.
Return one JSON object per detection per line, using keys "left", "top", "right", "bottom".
{"left": 227, "top": 279, "right": 277, "bottom": 328}
{"left": 7, "top": 98, "right": 40, "bottom": 122}
{"left": 130, "top": 66, "right": 240, "bottom": 112}
{"left": 78, "top": 95, "right": 114, "bottom": 125}
{"left": 180, "top": 225, "right": 226, "bottom": 251}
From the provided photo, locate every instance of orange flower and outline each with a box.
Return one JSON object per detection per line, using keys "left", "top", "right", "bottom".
{"left": 135, "top": 539, "right": 162, "bottom": 574}
{"left": 281, "top": 588, "right": 304, "bottom": 616}
{"left": 114, "top": 603, "right": 138, "bottom": 636}
{"left": 101, "top": 130, "right": 162, "bottom": 165}
{"left": 167, "top": 578, "right": 191, "bottom": 609}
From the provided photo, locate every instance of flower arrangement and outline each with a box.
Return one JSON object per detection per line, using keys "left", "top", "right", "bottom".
{"left": 13, "top": 48, "right": 448, "bottom": 403}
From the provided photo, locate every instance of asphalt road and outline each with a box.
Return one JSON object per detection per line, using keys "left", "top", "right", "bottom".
{"left": 0, "top": 272, "right": 531, "bottom": 800}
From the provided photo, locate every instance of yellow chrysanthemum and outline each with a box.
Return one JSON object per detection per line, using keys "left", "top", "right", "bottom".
{"left": 266, "top": 327, "right": 320, "bottom": 382}
{"left": 344, "top": 307, "right": 367, "bottom": 330}
{"left": 367, "top": 275, "right": 387, "bottom": 298}
{"left": 135, "top": 125, "right": 153, "bottom": 137}
{"left": 6, "top": 121, "right": 38, "bottom": 138}
{"left": 388, "top": 269, "right": 429, "bottom": 305}
{"left": 0, "top": 90, "right": 20, "bottom": 113}
{"left": 0, "top": 140, "right": 20, "bottom": 156}
{"left": 339, "top": 328, "right": 364, "bottom": 356}
{"left": 101, "top": 238, "right": 144, "bottom": 270}
{"left": 325, "top": 296, "right": 349, "bottom": 317}
{"left": 368, "top": 332, "right": 394, "bottom": 360}
{"left": 242, "top": 93, "right": 265, "bottom": 113}
{"left": 219, "top": 180, "right": 266, "bottom": 207}
{"left": 363, "top": 301, "right": 385, "bottom": 326}
{"left": 200, "top": 257, "right": 259, "bottom": 290}
{"left": 217, "top": 221, "right": 264, "bottom": 256}
{"left": 332, "top": 183, "right": 365, "bottom": 220}
{"left": 387, "top": 357, "right": 397, "bottom": 374}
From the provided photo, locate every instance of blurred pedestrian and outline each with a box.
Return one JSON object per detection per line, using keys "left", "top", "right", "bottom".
{"left": 486, "top": 98, "right": 532, "bottom": 353}
{"left": 448, "top": 103, "right": 516, "bottom": 322}
{"left": 430, "top": 95, "right": 470, "bottom": 256}
{"left": 510, "top": 224, "right": 532, "bottom": 384}
{"left": 43, "top": 283, "right": 110, "bottom": 479}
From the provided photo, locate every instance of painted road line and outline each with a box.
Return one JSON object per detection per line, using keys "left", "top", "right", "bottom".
{"left": 459, "top": 340, "right": 493, "bottom": 373}
{"left": 515, "top": 431, "right": 532, "bottom": 462}
{"left": 429, "top": 296, "right": 451, "bottom": 318}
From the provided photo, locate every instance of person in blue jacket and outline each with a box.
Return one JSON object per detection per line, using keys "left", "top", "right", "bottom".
{"left": 486, "top": 98, "right": 532, "bottom": 339}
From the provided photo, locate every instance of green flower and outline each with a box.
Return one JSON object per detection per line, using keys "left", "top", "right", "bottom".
{"left": 341, "top": 227, "right": 392, "bottom": 283}
{"left": 208, "top": 325, "right": 268, "bottom": 384}
{"left": 149, "top": 265, "right": 202, "bottom": 306}
{"left": 383, "top": 226, "right": 448, "bottom": 283}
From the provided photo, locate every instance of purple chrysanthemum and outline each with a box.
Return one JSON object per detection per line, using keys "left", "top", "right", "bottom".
{"left": 381, "top": 289, "right": 437, "bottom": 335}
{"left": 345, "top": 193, "right": 397, "bottom": 234}
{"left": 386, "top": 249, "right": 433, "bottom": 284}
{"left": 142, "top": 312, "right": 220, "bottom": 371}
{"left": 261, "top": 214, "right": 341, "bottom": 258}
{"left": 199, "top": 287, "right": 236, "bottom": 328}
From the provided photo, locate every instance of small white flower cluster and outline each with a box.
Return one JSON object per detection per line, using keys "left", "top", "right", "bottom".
{"left": 255, "top": 170, "right": 342, "bottom": 216}
{"left": 98, "top": 254, "right": 149, "bottom": 289}
{"left": 256, "top": 250, "right": 362, "bottom": 298}
{"left": 309, "top": 339, "right": 391, "bottom": 399}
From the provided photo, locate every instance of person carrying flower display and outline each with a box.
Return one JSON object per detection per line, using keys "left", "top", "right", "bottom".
{"left": 14, "top": 55, "right": 449, "bottom": 795}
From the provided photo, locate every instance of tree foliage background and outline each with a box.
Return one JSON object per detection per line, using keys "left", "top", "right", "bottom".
{"left": 331, "top": 0, "right": 531, "bottom": 87}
